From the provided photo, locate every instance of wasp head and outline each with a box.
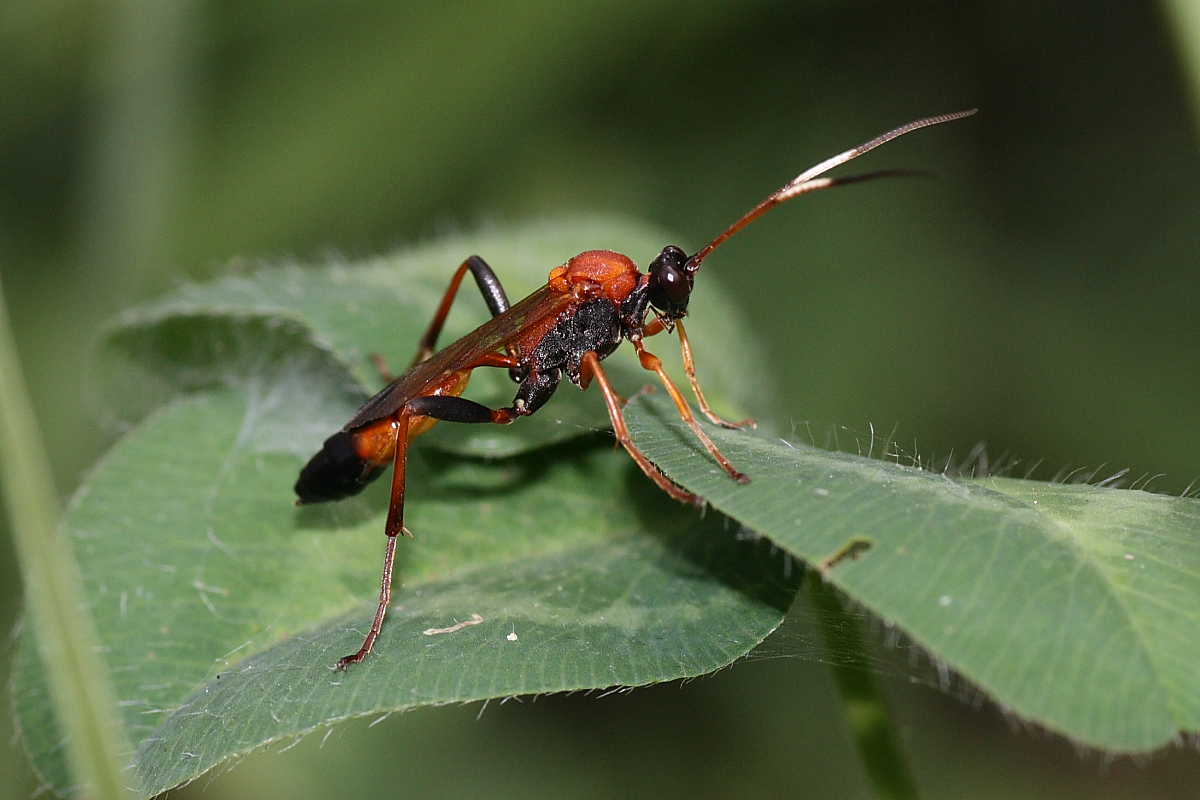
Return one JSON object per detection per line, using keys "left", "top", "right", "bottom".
{"left": 646, "top": 245, "right": 694, "bottom": 321}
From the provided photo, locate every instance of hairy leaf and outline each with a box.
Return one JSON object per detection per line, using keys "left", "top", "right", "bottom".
{"left": 626, "top": 394, "right": 1200, "bottom": 752}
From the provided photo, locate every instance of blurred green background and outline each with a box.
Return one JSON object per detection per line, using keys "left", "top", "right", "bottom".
{"left": 2, "top": 0, "right": 1198, "bottom": 797}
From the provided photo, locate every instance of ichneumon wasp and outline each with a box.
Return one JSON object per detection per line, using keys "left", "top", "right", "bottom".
{"left": 295, "top": 109, "right": 976, "bottom": 668}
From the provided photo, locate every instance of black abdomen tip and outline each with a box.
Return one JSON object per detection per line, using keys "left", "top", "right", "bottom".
{"left": 294, "top": 431, "right": 384, "bottom": 504}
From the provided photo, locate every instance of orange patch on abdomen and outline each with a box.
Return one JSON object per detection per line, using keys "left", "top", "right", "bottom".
{"left": 351, "top": 419, "right": 401, "bottom": 467}
{"left": 352, "top": 369, "right": 474, "bottom": 463}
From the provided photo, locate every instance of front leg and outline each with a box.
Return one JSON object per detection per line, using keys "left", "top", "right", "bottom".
{"left": 672, "top": 321, "right": 755, "bottom": 430}
{"left": 580, "top": 352, "right": 702, "bottom": 506}
{"left": 632, "top": 340, "right": 748, "bottom": 484}
{"left": 639, "top": 319, "right": 753, "bottom": 430}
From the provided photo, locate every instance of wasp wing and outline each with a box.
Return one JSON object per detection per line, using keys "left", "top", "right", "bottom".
{"left": 343, "top": 285, "right": 571, "bottom": 430}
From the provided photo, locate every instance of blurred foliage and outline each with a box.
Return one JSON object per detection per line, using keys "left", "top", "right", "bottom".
{"left": 2, "top": 0, "right": 1197, "bottom": 798}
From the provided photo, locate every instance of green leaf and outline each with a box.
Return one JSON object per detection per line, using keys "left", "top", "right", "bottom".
{"left": 12, "top": 219, "right": 793, "bottom": 798}
{"left": 625, "top": 393, "right": 1200, "bottom": 752}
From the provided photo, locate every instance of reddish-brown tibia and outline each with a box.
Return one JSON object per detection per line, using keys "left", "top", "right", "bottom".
{"left": 292, "top": 109, "right": 976, "bottom": 667}
{"left": 335, "top": 413, "right": 409, "bottom": 670}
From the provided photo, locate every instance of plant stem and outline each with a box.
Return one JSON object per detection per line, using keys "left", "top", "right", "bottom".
{"left": 0, "top": 276, "right": 134, "bottom": 799}
{"left": 1162, "top": 0, "right": 1200, "bottom": 138}
{"left": 810, "top": 577, "right": 920, "bottom": 800}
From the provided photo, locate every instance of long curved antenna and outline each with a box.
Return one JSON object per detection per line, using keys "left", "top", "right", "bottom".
{"left": 685, "top": 109, "right": 977, "bottom": 273}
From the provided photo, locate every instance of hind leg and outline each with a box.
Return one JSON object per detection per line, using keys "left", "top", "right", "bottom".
{"left": 371, "top": 255, "right": 515, "bottom": 380}
{"left": 410, "top": 255, "right": 512, "bottom": 367}
{"left": 336, "top": 412, "right": 412, "bottom": 669}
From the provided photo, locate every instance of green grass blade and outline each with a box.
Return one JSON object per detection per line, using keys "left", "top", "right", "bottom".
{"left": 0, "top": 278, "right": 134, "bottom": 799}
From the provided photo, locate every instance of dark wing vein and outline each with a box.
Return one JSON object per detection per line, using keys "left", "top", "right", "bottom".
{"left": 344, "top": 285, "right": 571, "bottom": 430}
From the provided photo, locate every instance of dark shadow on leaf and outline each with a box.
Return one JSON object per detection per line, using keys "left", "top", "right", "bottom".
{"left": 621, "top": 447, "right": 799, "bottom": 617}
{"left": 415, "top": 430, "right": 614, "bottom": 500}
{"left": 292, "top": 478, "right": 389, "bottom": 532}
{"left": 291, "top": 430, "right": 616, "bottom": 532}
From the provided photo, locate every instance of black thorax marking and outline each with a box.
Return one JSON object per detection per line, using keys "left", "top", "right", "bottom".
{"left": 509, "top": 298, "right": 623, "bottom": 416}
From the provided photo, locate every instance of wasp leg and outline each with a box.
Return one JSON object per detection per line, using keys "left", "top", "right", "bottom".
{"left": 467, "top": 351, "right": 521, "bottom": 370}
{"left": 407, "top": 394, "right": 519, "bottom": 424}
{"left": 631, "top": 341, "right": 749, "bottom": 484}
{"left": 638, "top": 319, "right": 752, "bottom": 428}
{"left": 642, "top": 317, "right": 667, "bottom": 338}
{"left": 581, "top": 352, "right": 702, "bottom": 506}
{"left": 409, "top": 255, "right": 513, "bottom": 368}
{"left": 370, "top": 256, "right": 514, "bottom": 380}
{"left": 405, "top": 358, "right": 558, "bottom": 425}
{"left": 336, "top": 412, "right": 412, "bottom": 670}
{"left": 673, "top": 321, "right": 756, "bottom": 429}
{"left": 576, "top": 359, "right": 628, "bottom": 406}
{"left": 369, "top": 352, "right": 398, "bottom": 383}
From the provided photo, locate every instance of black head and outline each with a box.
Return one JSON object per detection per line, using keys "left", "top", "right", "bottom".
{"left": 646, "top": 245, "right": 694, "bottom": 320}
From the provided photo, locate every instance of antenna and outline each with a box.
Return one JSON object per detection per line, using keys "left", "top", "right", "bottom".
{"left": 685, "top": 109, "right": 977, "bottom": 272}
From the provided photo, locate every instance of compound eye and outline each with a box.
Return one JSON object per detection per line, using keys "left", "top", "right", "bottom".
{"left": 647, "top": 245, "right": 693, "bottom": 315}
{"left": 659, "top": 264, "right": 689, "bottom": 304}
